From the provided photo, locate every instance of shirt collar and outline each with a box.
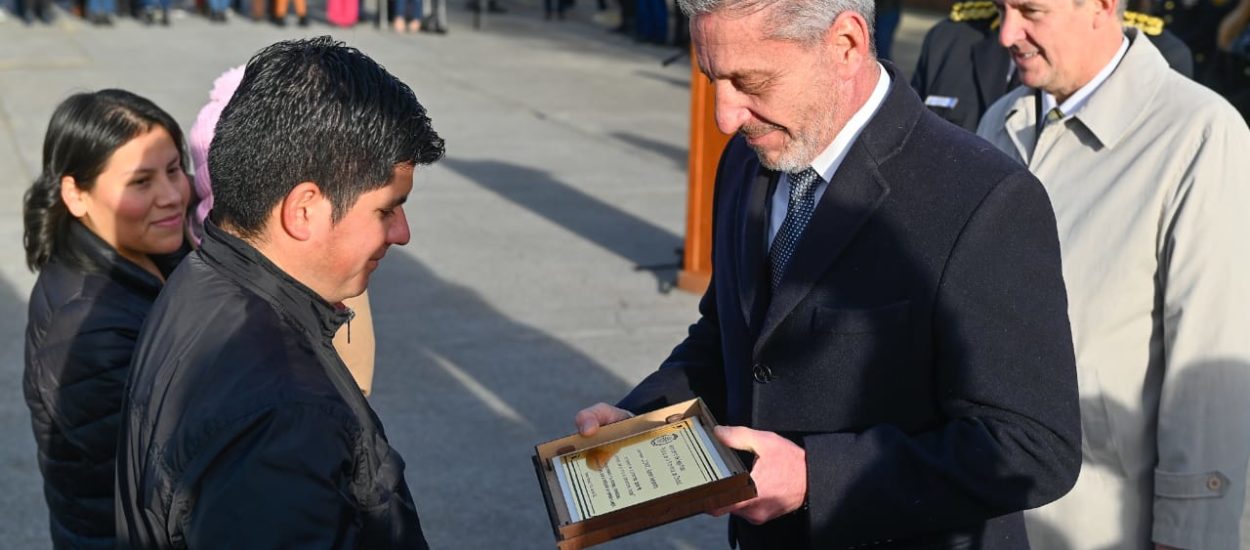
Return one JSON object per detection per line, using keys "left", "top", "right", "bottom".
{"left": 1041, "top": 35, "right": 1129, "bottom": 120}
{"left": 807, "top": 62, "right": 892, "bottom": 182}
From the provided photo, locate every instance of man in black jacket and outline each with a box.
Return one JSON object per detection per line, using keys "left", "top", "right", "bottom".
{"left": 116, "top": 37, "right": 444, "bottom": 548}
{"left": 575, "top": 0, "right": 1081, "bottom": 547}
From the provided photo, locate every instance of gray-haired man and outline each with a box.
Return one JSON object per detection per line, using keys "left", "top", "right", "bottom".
{"left": 575, "top": 0, "right": 1084, "bottom": 546}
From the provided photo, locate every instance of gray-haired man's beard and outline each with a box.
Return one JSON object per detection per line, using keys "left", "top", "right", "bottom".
{"left": 742, "top": 124, "right": 824, "bottom": 173}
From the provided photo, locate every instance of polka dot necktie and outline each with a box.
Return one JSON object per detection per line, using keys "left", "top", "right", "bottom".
{"left": 769, "top": 167, "right": 822, "bottom": 291}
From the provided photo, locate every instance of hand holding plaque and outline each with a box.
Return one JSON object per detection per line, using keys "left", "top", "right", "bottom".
{"left": 532, "top": 399, "right": 756, "bottom": 550}
{"left": 706, "top": 425, "right": 807, "bottom": 525}
{"left": 573, "top": 402, "right": 634, "bottom": 437}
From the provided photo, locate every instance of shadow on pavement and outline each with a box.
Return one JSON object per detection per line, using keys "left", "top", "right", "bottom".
{"left": 441, "top": 158, "right": 683, "bottom": 293}
{"left": 610, "top": 130, "right": 687, "bottom": 169}
{"left": 631, "top": 68, "right": 691, "bottom": 90}
{"left": 366, "top": 248, "right": 722, "bottom": 549}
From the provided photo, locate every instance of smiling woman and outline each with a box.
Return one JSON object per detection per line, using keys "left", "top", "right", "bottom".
{"left": 20, "top": 89, "right": 189, "bottom": 549}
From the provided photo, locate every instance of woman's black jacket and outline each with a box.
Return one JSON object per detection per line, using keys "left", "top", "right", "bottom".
{"left": 23, "top": 221, "right": 183, "bottom": 549}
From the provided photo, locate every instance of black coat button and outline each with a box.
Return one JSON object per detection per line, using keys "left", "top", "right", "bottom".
{"left": 752, "top": 363, "right": 773, "bottom": 383}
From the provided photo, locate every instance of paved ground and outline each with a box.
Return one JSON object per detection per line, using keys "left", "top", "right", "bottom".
{"left": 0, "top": 4, "right": 941, "bottom": 548}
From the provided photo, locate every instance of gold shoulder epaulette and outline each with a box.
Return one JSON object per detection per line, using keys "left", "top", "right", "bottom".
{"left": 1123, "top": 10, "right": 1165, "bottom": 35}
{"left": 950, "top": 0, "right": 999, "bottom": 22}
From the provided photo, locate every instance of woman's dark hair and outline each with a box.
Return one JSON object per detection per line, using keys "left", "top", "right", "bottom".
{"left": 22, "top": 89, "right": 187, "bottom": 272}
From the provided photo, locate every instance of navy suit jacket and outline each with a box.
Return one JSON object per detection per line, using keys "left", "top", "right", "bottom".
{"left": 618, "top": 63, "right": 1081, "bottom": 549}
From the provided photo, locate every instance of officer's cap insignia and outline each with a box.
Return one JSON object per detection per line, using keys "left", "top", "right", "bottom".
{"left": 950, "top": 0, "right": 999, "bottom": 23}
{"left": 1123, "top": 10, "right": 1165, "bottom": 35}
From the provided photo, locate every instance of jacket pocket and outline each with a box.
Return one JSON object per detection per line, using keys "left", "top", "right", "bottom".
{"left": 812, "top": 301, "right": 910, "bottom": 334}
{"left": 1155, "top": 470, "right": 1230, "bottom": 499}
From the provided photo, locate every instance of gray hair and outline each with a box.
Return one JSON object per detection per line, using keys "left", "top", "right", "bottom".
{"left": 1073, "top": 0, "right": 1126, "bottom": 16}
{"left": 676, "top": 0, "right": 876, "bottom": 47}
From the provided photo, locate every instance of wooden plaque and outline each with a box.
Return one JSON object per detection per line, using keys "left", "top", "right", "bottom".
{"left": 532, "top": 399, "right": 756, "bottom": 550}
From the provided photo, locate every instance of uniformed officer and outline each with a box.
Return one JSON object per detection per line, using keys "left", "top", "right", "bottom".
{"left": 1212, "top": 0, "right": 1250, "bottom": 119}
{"left": 1155, "top": 0, "right": 1235, "bottom": 79}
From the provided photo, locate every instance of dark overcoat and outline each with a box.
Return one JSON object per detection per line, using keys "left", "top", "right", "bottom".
{"left": 619, "top": 63, "right": 1082, "bottom": 549}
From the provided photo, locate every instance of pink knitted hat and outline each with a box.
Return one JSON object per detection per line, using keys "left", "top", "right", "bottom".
{"left": 187, "top": 65, "right": 245, "bottom": 245}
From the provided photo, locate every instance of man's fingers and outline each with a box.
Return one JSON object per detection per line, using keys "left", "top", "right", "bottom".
{"left": 574, "top": 403, "right": 632, "bottom": 436}
{"left": 573, "top": 405, "right": 605, "bottom": 436}
{"left": 711, "top": 499, "right": 772, "bottom": 525}
{"left": 713, "top": 425, "right": 759, "bottom": 454}
{"left": 709, "top": 498, "right": 753, "bottom": 517}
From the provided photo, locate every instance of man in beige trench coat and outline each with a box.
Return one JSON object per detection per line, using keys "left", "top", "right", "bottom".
{"left": 977, "top": 0, "right": 1250, "bottom": 546}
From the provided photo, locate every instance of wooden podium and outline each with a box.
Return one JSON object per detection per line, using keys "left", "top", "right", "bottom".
{"left": 677, "top": 45, "right": 731, "bottom": 295}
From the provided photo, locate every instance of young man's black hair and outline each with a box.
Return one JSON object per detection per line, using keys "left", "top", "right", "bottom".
{"left": 209, "top": 35, "right": 444, "bottom": 238}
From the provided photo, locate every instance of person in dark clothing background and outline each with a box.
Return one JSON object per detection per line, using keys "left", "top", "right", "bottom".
{"left": 1154, "top": 0, "right": 1234, "bottom": 80}
{"left": 1213, "top": 0, "right": 1250, "bottom": 119}
{"left": 874, "top": 0, "right": 902, "bottom": 60}
{"left": 115, "top": 36, "right": 444, "bottom": 549}
{"left": 22, "top": 89, "right": 191, "bottom": 550}
{"left": 15, "top": 0, "right": 54, "bottom": 23}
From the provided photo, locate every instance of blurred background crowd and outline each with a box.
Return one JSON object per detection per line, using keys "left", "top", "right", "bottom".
{"left": 3, "top": 0, "right": 1245, "bottom": 120}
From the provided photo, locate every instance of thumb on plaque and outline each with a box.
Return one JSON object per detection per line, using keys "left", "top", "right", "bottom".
{"left": 713, "top": 425, "right": 759, "bottom": 455}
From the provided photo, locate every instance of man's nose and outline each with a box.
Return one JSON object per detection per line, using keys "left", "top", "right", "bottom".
{"left": 713, "top": 82, "right": 751, "bottom": 135}
{"left": 997, "top": 10, "right": 1023, "bottom": 48}
{"left": 390, "top": 207, "right": 411, "bottom": 246}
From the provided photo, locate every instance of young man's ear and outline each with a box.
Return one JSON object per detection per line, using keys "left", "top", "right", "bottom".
{"left": 60, "top": 176, "right": 89, "bottom": 218}
{"left": 279, "top": 181, "right": 330, "bottom": 241}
